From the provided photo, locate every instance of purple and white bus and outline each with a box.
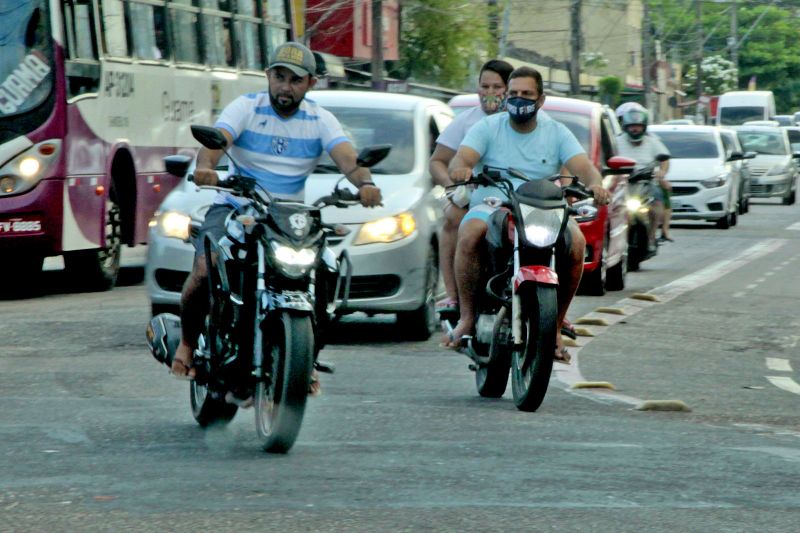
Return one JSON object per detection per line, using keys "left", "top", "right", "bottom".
{"left": 0, "top": 0, "right": 292, "bottom": 291}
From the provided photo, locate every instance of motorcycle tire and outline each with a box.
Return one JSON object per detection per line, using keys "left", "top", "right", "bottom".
{"left": 627, "top": 225, "right": 644, "bottom": 272}
{"left": 189, "top": 332, "right": 238, "bottom": 427}
{"left": 475, "top": 307, "right": 512, "bottom": 398}
{"left": 510, "top": 285, "right": 558, "bottom": 412}
{"left": 255, "top": 312, "right": 314, "bottom": 453}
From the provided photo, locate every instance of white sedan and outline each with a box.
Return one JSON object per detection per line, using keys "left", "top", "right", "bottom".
{"left": 146, "top": 91, "right": 454, "bottom": 340}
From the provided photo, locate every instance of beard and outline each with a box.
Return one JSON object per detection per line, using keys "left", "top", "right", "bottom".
{"left": 269, "top": 91, "right": 302, "bottom": 114}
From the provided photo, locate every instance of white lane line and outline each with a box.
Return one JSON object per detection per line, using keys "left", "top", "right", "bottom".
{"left": 786, "top": 222, "right": 800, "bottom": 231}
{"left": 556, "top": 239, "right": 788, "bottom": 406}
{"left": 746, "top": 283, "right": 759, "bottom": 290}
{"left": 756, "top": 277, "right": 767, "bottom": 282}
{"left": 766, "top": 357, "right": 793, "bottom": 372}
{"left": 732, "top": 291, "right": 746, "bottom": 298}
{"left": 766, "top": 376, "right": 800, "bottom": 395}
{"left": 765, "top": 272, "right": 775, "bottom": 277}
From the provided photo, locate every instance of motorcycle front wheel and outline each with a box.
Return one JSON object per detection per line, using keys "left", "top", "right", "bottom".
{"left": 255, "top": 312, "right": 314, "bottom": 453}
{"left": 511, "top": 285, "right": 558, "bottom": 412}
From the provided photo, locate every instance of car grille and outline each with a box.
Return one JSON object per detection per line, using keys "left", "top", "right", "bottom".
{"left": 672, "top": 186, "right": 699, "bottom": 196}
{"left": 749, "top": 167, "right": 768, "bottom": 177}
{"left": 338, "top": 274, "right": 401, "bottom": 299}
{"left": 672, "top": 205, "right": 698, "bottom": 213}
{"left": 155, "top": 268, "right": 190, "bottom": 293}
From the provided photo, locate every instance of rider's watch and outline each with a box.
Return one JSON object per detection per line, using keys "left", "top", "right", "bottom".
{"left": 358, "top": 180, "right": 375, "bottom": 188}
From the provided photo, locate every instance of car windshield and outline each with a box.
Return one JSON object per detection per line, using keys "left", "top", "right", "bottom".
{"left": 651, "top": 131, "right": 719, "bottom": 158}
{"left": 719, "top": 106, "right": 764, "bottom": 126}
{"left": 547, "top": 110, "right": 591, "bottom": 152}
{"left": 316, "top": 107, "right": 415, "bottom": 175}
{"left": 0, "top": 0, "right": 54, "bottom": 118}
{"left": 737, "top": 131, "right": 788, "bottom": 155}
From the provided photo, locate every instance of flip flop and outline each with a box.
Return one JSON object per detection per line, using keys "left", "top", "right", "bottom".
{"left": 555, "top": 346, "right": 572, "bottom": 365}
{"left": 435, "top": 297, "right": 459, "bottom": 313}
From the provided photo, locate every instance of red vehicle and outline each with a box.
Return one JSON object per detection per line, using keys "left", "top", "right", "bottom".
{"left": 447, "top": 94, "right": 631, "bottom": 294}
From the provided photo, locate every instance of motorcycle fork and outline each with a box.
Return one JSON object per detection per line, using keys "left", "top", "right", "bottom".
{"left": 251, "top": 242, "right": 267, "bottom": 379}
{"left": 511, "top": 231, "right": 557, "bottom": 345}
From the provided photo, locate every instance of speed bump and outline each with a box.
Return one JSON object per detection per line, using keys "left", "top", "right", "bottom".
{"left": 595, "top": 307, "right": 626, "bottom": 315}
{"left": 635, "top": 400, "right": 691, "bottom": 412}
{"left": 631, "top": 293, "right": 661, "bottom": 302}
{"left": 562, "top": 337, "right": 579, "bottom": 347}
{"left": 574, "top": 327, "right": 595, "bottom": 337}
{"left": 575, "top": 317, "right": 609, "bottom": 326}
{"left": 571, "top": 381, "right": 616, "bottom": 390}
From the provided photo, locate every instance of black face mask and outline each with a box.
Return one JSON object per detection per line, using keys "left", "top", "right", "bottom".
{"left": 507, "top": 96, "right": 539, "bottom": 124}
{"left": 269, "top": 91, "right": 302, "bottom": 114}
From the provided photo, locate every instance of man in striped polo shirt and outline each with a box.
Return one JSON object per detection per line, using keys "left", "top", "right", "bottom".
{"left": 172, "top": 42, "right": 382, "bottom": 394}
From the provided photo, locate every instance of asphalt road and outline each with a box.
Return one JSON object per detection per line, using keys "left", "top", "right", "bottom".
{"left": 2, "top": 199, "right": 800, "bottom": 532}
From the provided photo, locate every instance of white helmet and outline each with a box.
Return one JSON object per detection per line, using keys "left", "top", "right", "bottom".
{"left": 615, "top": 102, "right": 646, "bottom": 123}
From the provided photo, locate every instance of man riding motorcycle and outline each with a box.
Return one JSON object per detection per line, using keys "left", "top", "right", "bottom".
{"left": 615, "top": 106, "right": 672, "bottom": 248}
{"left": 445, "top": 66, "right": 610, "bottom": 363}
{"left": 171, "top": 42, "right": 382, "bottom": 394}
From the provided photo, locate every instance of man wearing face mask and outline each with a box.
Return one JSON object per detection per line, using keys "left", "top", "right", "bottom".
{"left": 429, "top": 59, "right": 514, "bottom": 312}
{"left": 444, "top": 67, "right": 610, "bottom": 363}
{"left": 171, "top": 42, "right": 382, "bottom": 397}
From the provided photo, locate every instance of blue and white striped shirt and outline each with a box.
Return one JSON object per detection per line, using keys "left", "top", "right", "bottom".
{"left": 214, "top": 92, "right": 349, "bottom": 203}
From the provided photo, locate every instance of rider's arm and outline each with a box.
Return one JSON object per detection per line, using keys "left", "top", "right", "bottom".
{"left": 193, "top": 128, "right": 233, "bottom": 186}
{"left": 449, "top": 146, "right": 481, "bottom": 183}
{"left": 429, "top": 144, "right": 457, "bottom": 187}
{"left": 564, "top": 153, "right": 611, "bottom": 204}
{"left": 329, "top": 141, "right": 382, "bottom": 207}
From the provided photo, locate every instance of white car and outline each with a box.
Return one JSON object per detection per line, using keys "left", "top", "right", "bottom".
{"left": 649, "top": 125, "right": 747, "bottom": 228}
{"left": 734, "top": 125, "right": 799, "bottom": 205}
{"left": 146, "top": 91, "right": 454, "bottom": 340}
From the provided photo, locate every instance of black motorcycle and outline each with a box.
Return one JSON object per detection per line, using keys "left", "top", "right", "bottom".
{"left": 625, "top": 154, "right": 670, "bottom": 271}
{"left": 440, "top": 167, "right": 595, "bottom": 411}
{"left": 146, "top": 125, "right": 390, "bottom": 452}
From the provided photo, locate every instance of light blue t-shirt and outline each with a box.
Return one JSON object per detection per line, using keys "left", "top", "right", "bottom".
{"left": 460, "top": 111, "right": 585, "bottom": 207}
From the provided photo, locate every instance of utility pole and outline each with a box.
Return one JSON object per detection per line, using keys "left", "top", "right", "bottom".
{"left": 371, "top": 0, "right": 383, "bottom": 90}
{"left": 569, "top": 0, "right": 582, "bottom": 96}
{"left": 642, "top": 1, "right": 652, "bottom": 113}
{"left": 729, "top": 0, "right": 738, "bottom": 72}
{"left": 695, "top": 0, "right": 703, "bottom": 121}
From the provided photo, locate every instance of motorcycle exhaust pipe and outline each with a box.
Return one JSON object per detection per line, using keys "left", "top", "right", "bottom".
{"left": 145, "top": 313, "right": 182, "bottom": 368}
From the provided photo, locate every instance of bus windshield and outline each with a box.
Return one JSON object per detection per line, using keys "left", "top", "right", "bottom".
{"left": 0, "top": 0, "right": 54, "bottom": 118}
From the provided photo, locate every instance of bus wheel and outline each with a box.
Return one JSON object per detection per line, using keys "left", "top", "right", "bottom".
{"left": 66, "top": 196, "right": 122, "bottom": 292}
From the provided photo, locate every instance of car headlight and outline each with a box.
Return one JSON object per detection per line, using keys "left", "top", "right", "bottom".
{"left": 767, "top": 165, "right": 790, "bottom": 176}
{"left": 520, "top": 204, "right": 564, "bottom": 247}
{"left": 151, "top": 210, "right": 191, "bottom": 240}
{"left": 353, "top": 212, "right": 416, "bottom": 245}
{"left": 571, "top": 198, "right": 598, "bottom": 222}
{"left": 0, "top": 140, "right": 61, "bottom": 196}
{"left": 701, "top": 173, "right": 729, "bottom": 188}
{"left": 269, "top": 241, "right": 318, "bottom": 278}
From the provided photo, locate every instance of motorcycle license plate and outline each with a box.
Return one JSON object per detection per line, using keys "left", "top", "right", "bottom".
{"left": 0, "top": 216, "right": 43, "bottom": 235}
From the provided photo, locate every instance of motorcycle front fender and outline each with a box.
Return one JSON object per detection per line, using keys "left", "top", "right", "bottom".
{"left": 260, "top": 291, "right": 314, "bottom": 315}
{"left": 513, "top": 265, "right": 559, "bottom": 291}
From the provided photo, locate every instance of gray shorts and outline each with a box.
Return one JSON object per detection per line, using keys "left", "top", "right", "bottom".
{"left": 193, "top": 204, "right": 234, "bottom": 258}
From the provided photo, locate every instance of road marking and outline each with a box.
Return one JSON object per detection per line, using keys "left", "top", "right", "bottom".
{"left": 786, "top": 222, "right": 800, "bottom": 230}
{"left": 732, "top": 291, "right": 746, "bottom": 298}
{"left": 766, "top": 357, "right": 793, "bottom": 372}
{"left": 766, "top": 376, "right": 800, "bottom": 395}
{"left": 745, "top": 283, "right": 759, "bottom": 290}
{"left": 556, "top": 238, "right": 788, "bottom": 407}
{"left": 756, "top": 277, "right": 767, "bottom": 283}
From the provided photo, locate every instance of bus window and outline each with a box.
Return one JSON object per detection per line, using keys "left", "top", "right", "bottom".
{"left": 266, "top": 0, "right": 289, "bottom": 54}
{"left": 125, "top": 1, "right": 168, "bottom": 61}
{"left": 234, "top": 0, "right": 264, "bottom": 70}
{"left": 64, "top": 1, "right": 98, "bottom": 60}
{"left": 99, "top": 0, "right": 130, "bottom": 57}
{"left": 169, "top": 0, "right": 200, "bottom": 64}
{"left": 200, "top": 0, "right": 235, "bottom": 67}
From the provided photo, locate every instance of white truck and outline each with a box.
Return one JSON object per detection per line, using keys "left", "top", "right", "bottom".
{"left": 716, "top": 91, "right": 776, "bottom": 126}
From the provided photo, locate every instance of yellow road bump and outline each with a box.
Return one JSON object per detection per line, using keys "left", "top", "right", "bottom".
{"left": 635, "top": 400, "right": 691, "bottom": 412}
{"left": 575, "top": 317, "right": 609, "bottom": 326}
{"left": 595, "top": 307, "right": 626, "bottom": 315}
{"left": 631, "top": 293, "right": 661, "bottom": 302}
{"left": 574, "top": 327, "right": 595, "bottom": 337}
{"left": 562, "top": 337, "right": 579, "bottom": 347}
{"left": 571, "top": 381, "right": 616, "bottom": 390}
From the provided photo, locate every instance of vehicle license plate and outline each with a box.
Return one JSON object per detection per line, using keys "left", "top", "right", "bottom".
{"left": 0, "top": 217, "right": 43, "bottom": 234}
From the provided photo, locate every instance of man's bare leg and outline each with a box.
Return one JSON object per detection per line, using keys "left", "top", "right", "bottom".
{"left": 445, "top": 219, "right": 487, "bottom": 345}
{"left": 649, "top": 202, "right": 664, "bottom": 249}
{"left": 439, "top": 202, "right": 467, "bottom": 304}
{"left": 554, "top": 223, "right": 586, "bottom": 362}
{"left": 172, "top": 256, "right": 209, "bottom": 379}
{"left": 661, "top": 207, "right": 673, "bottom": 240}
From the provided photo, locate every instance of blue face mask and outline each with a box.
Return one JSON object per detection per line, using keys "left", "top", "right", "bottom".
{"left": 506, "top": 96, "right": 538, "bottom": 124}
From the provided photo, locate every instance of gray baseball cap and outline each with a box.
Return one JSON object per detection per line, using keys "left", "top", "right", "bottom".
{"left": 268, "top": 42, "right": 317, "bottom": 77}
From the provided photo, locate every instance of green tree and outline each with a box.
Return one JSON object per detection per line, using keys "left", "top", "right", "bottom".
{"left": 391, "top": 0, "right": 495, "bottom": 89}
{"left": 682, "top": 55, "right": 738, "bottom": 96}
{"left": 597, "top": 76, "right": 622, "bottom": 106}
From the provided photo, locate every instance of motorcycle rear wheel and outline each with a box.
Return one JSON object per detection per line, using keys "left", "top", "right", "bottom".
{"left": 510, "top": 285, "right": 557, "bottom": 412}
{"left": 475, "top": 307, "right": 511, "bottom": 398}
{"left": 255, "top": 312, "right": 314, "bottom": 453}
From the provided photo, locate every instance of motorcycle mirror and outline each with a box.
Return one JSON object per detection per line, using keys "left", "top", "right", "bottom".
{"left": 507, "top": 167, "right": 529, "bottom": 181}
{"left": 191, "top": 125, "right": 227, "bottom": 150}
{"left": 356, "top": 145, "right": 392, "bottom": 168}
{"left": 655, "top": 153, "right": 671, "bottom": 162}
{"left": 606, "top": 155, "right": 637, "bottom": 171}
{"left": 163, "top": 154, "right": 193, "bottom": 178}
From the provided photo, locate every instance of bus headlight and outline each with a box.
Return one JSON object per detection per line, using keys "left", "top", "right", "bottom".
{"left": 18, "top": 157, "right": 41, "bottom": 177}
{"left": 353, "top": 212, "right": 416, "bottom": 245}
{"left": 0, "top": 140, "right": 61, "bottom": 196}
{"left": 154, "top": 210, "right": 191, "bottom": 240}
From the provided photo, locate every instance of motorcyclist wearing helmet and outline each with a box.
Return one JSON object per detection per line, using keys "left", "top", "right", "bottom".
{"left": 616, "top": 105, "right": 673, "bottom": 247}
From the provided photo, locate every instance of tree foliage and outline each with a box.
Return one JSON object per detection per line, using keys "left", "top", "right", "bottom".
{"left": 598, "top": 76, "right": 622, "bottom": 106}
{"left": 391, "top": 0, "right": 495, "bottom": 89}
{"left": 683, "top": 55, "right": 738, "bottom": 95}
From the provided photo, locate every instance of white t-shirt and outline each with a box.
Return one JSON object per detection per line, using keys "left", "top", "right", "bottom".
{"left": 214, "top": 92, "right": 348, "bottom": 201}
{"left": 616, "top": 132, "right": 670, "bottom": 169}
{"left": 436, "top": 105, "right": 487, "bottom": 150}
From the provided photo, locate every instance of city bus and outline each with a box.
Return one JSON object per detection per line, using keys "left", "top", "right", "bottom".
{"left": 0, "top": 0, "right": 293, "bottom": 292}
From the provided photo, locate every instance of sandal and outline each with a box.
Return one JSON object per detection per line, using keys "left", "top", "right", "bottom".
{"left": 555, "top": 346, "right": 572, "bottom": 365}
{"left": 435, "top": 297, "right": 459, "bottom": 313}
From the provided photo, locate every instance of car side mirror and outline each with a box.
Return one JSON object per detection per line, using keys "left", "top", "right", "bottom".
{"left": 356, "top": 144, "right": 392, "bottom": 168}
{"left": 164, "top": 154, "right": 193, "bottom": 178}
{"left": 743, "top": 151, "right": 757, "bottom": 159}
{"left": 727, "top": 151, "right": 744, "bottom": 162}
{"left": 603, "top": 155, "right": 636, "bottom": 176}
{"left": 190, "top": 125, "right": 227, "bottom": 150}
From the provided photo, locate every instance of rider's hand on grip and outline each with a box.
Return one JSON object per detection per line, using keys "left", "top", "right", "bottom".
{"left": 193, "top": 168, "right": 219, "bottom": 187}
{"left": 358, "top": 184, "right": 382, "bottom": 207}
{"left": 450, "top": 167, "right": 472, "bottom": 184}
{"left": 588, "top": 184, "right": 611, "bottom": 205}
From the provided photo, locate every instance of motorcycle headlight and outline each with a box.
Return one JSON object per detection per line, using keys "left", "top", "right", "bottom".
{"left": 269, "top": 241, "right": 318, "bottom": 278}
{"left": 353, "top": 212, "right": 416, "bottom": 245}
{"left": 520, "top": 204, "right": 564, "bottom": 247}
{"left": 626, "top": 198, "right": 642, "bottom": 212}
{"left": 767, "top": 165, "right": 790, "bottom": 176}
{"left": 571, "top": 198, "right": 598, "bottom": 222}
{"left": 151, "top": 210, "right": 191, "bottom": 240}
{"left": 701, "top": 173, "right": 729, "bottom": 188}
